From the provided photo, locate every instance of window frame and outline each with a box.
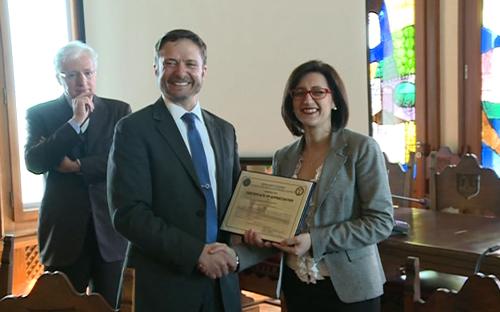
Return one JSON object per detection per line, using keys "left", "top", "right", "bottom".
{"left": 459, "top": 0, "right": 482, "bottom": 157}
{"left": 0, "top": 0, "right": 85, "bottom": 225}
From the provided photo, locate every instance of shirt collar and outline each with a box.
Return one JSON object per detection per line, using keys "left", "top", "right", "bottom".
{"left": 165, "top": 100, "right": 204, "bottom": 124}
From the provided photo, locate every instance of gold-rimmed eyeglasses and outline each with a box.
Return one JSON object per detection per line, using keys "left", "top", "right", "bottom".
{"left": 290, "top": 87, "right": 331, "bottom": 100}
{"left": 59, "top": 70, "right": 96, "bottom": 81}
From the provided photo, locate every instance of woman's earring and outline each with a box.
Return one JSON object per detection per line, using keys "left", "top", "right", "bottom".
{"left": 332, "top": 103, "right": 337, "bottom": 111}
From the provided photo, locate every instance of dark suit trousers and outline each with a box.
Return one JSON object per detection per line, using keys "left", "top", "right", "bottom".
{"left": 45, "top": 220, "right": 123, "bottom": 308}
{"left": 199, "top": 279, "right": 224, "bottom": 312}
{"left": 282, "top": 265, "right": 380, "bottom": 312}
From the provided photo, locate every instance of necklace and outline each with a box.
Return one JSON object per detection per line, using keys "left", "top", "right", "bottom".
{"left": 297, "top": 146, "right": 329, "bottom": 181}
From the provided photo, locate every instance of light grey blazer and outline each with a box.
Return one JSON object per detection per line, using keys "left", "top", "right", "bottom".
{"left": 237, "top": 128, "right": 394, "bottom": 303}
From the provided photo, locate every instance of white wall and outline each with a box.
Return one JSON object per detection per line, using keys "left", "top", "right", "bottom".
{"left": 83, "top": 0, "right": 369, "bottom": 156}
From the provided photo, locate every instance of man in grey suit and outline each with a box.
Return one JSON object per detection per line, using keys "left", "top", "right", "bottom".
{"left": 25, "top": 41, "right": 131, "bottom": 307}
{"left": 108, "top": 29, "right": 241, "bottom": 311}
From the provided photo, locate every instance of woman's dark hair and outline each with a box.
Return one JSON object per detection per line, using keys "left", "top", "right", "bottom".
{"left": 282, "top": 60, "right": 349, "bottom": 136}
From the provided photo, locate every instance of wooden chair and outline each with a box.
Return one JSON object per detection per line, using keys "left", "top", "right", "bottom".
{"left": 427, "top": 146, "right": 461, "bottom": 177}
{"left": 429, "top": 153, "right": 500, "bottom": 217}
{"left": 387, "top": 152, "right": 499, "bottom": 310}
{"left": 383, "top": 259, "right": 467, "bottom": 311}
{"left": 0, "top": 271, "right": 115, "bottom": 312}
{"left": 384, "top": 146, "right": 461, "bottom": 209}
{"left": 384, "top": 153, "right": 413, "bottom": 206}
{"left": 384, "top": 153, "right": 426, "bottom": 208}
{"left": 404, "top": 256, "right": 500, "bottom": 312}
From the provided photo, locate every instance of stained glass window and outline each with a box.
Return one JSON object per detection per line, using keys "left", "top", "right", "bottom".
{"left": 368, "top": 0, "right": 416, "bottom": 166}
{"left": 481, "top": 0, "right": 500, "bottom": 176}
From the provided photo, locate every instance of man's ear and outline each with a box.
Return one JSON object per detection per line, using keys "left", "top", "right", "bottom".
{"left": 154, "top": 63, "right": 159, "bottom": 76}
{"left": 202, "top": 64, "right": 207, "bottom": 78}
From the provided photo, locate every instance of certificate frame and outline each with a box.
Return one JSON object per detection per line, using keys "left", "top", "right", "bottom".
{"left": 221, "top": 170, "right": 315, "bottom": 242}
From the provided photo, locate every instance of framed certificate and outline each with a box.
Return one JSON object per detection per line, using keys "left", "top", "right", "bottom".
{"left": 221, "top": 170, "right": 315, "bottom": 242}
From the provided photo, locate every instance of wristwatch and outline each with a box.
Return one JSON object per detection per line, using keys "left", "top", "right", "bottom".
{"left": 234, "top": 253, "right": 240, "bottom": 272}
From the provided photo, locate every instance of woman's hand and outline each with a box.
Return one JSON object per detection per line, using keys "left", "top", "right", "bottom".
{"left": 272, "top": 233, "right": 311, "bottom": 257}
{"left": 243, "top": 229, "right": 273, "bottom": 248}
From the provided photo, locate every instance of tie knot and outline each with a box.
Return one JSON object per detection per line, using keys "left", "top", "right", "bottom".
{"left": 182, "top": 112, "right": 197, "bottom": 126}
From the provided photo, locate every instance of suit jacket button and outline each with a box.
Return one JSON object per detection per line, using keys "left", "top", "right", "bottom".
{"left": 196, "top": 210, "right": 205, "bottom": 218}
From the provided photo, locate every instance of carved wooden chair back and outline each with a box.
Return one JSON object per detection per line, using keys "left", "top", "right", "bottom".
{"left": 427, "top": 146, "right": 461, "bottom": 176}
{"left": 430, "top": 153, "right": 500, "bottom": 217}
{"left": 404, "top": 256, "right": 500, "bottom": 312}
{"left": 0, "top": 271, "right": 115, "bottom": 312}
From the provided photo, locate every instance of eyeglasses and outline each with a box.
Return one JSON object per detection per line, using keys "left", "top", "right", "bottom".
{"left": 290, "top": 87, "right": 331, "bottom": 100}
{"left": 59, "top": 70, "right": 96, "bottom": 81}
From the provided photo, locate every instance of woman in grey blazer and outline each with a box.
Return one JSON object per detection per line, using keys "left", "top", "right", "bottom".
{"left": 244, "top": 60, "right": 394, "bottom": 311}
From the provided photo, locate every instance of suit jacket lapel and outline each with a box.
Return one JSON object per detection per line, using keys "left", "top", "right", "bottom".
{"left": 54, "top": 95, "right": 74, "bottom": 128}
{"left": 315, "top": 129, "right": 348, "bottom": 210}
{"left": 202, "top": 110, "right": 226, "bottom": 220}
{"left": 152, "top": 98, "right": 199, "bottom": 185}
{"left": 279, "top": 138, "right": 304, "bottom": 178}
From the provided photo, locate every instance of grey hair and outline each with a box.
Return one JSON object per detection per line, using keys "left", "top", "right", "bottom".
{"left": 53, "top": 40, "right": 98, "bottom": 74}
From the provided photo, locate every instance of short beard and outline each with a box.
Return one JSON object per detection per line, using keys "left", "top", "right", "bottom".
{"left": 166, "top": 94, "right": 190, "bottom": 103}
{"left": 161, "top": 81, "right": 202, "bottom": 105}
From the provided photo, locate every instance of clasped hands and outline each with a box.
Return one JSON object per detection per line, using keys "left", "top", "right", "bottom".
{"left": 197, "top": 243, "right": 238, "bottom": 279}
{"left": 197, "top": 230, "right": 312, "bottom": 279}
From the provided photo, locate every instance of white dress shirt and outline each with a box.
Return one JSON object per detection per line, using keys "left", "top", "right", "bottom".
{"left": 165, "top": 101, "right": 218, "bottom": 208}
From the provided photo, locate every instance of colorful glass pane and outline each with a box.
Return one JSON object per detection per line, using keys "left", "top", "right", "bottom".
{"left": 368, "top": 0, "right": 416, "bottom": 165}
{"left": 481, "top": 0, "right": 500, "bottom": 177}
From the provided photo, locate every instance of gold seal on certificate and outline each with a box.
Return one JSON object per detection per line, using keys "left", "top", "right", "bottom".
{"left": 221, "top": 170, "right": 315, "bottom": 242}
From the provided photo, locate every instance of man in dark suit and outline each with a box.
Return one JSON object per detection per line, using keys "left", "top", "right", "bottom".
{"left": 108, "top": 29, "right": 242, "bottom": 311}
{"left": 25, "top": 41, "right": 130, "bottom": 307}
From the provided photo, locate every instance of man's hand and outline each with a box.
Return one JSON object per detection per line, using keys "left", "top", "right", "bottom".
{"left": 206, "top": 243, "right": 237, "bottom": 258}
{"left": 271, "top": 233, "right": 311, "bottom": 257}
{"left": 198, "top": 243, "right": 237, "bottom": 279}
{"left": 56, "top": 156, "right": 80, "bottom": 173}
{"left": 71, "top": 92, "right": 94, "bottom": 124}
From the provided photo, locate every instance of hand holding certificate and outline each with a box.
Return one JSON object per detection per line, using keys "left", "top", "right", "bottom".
{"left": 221, "top": 171, "right": 315, "bottom": 242}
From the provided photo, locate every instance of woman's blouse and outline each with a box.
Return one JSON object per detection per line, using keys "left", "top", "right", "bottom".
{"left": 285, "top": 155, "right": 330, "bottom": 284}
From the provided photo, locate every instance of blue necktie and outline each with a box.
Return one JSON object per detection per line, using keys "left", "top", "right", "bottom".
{"left": 182, "top": 113, "right": 218, "bottom": 243}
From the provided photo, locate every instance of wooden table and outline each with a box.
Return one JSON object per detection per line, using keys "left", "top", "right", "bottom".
{"left": 379, "top": 207, "right": 500, "bottom": 278}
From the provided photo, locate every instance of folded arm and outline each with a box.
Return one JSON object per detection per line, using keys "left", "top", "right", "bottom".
{"left": 25, "top": 110, "right": 83, "bottom": 174}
